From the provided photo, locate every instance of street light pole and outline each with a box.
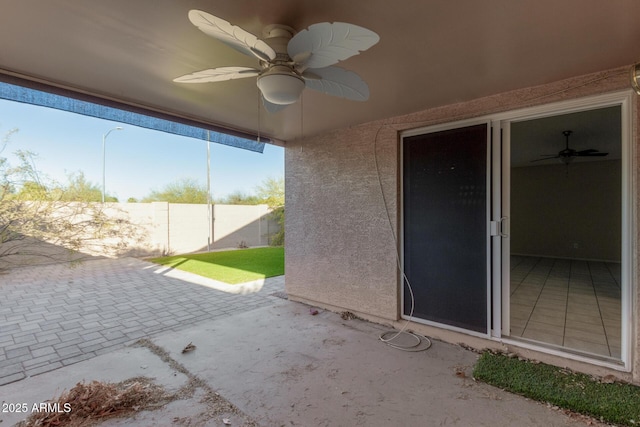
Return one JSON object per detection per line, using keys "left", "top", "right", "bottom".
{"left": 102, "top": 126, "right": 123, "bottom": 203}
{"left": 207, "top": 130, "right": 212, "bottom": 252}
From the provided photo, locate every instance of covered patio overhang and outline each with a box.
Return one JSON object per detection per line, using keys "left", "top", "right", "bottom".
{"left": 3, "top": 0, "right": 640, "bottom": 385}
{"left": 2, "top": 1, "right": 639, "bottom": 143}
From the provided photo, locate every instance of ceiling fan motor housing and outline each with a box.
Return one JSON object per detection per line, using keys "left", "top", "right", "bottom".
{"left": 255, "top": 24, "right": 305, "bottom": 105}
{"left": 262, "top": 24, "right": 295, "bottom": 54}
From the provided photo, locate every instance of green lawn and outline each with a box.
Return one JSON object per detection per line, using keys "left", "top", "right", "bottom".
{"left": 473, "top": 351, "right": 640, "bottom": 426}
{"left": 150, "top": 247, "right": 284, "bottom": 284}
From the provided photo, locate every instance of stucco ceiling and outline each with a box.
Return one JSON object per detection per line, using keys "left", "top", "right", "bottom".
{"left": 1, "top": 0, "right": 640, "bottom": 143}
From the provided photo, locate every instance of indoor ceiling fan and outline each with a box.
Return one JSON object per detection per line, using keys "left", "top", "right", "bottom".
{"left": 174, "top": 10, "right": 380, "bottom": 112}
{"left": 531, "top": 130, "right": 608, "bottom": 165}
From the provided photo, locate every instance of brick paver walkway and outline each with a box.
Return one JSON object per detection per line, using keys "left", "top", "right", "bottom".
{"left": 0, "top": 258, "right": 285, "bottom": 386}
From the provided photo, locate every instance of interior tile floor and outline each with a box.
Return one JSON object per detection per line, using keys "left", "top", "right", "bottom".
{"left": 509, "top": 256, "right": 621, "bottom": 359}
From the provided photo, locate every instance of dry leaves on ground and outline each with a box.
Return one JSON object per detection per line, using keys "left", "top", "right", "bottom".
{"left": 17, "top": 377, "right": 168, "bottom": 427}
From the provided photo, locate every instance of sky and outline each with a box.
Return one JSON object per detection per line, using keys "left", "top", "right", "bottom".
{"left": 0, "top": 98, "right": 283, "bottom": 202}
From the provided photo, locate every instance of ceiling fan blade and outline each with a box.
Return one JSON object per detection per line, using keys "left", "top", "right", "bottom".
{"left": 262, "top": 96, "right": 288, "bottom": 113}
{"left": 173, "top": 67, "right": 259, "bottom": 83}
{"left": 576, "top": 149, "right": 598, "bottom": 155}
{"left": 530, "top": 156, "right": 560, "bottom": 162}
{"left": 578, "top": 152, "right": 609, "bottom": 157}
{"left": 288, "top": 22, "right": 380, "bottom": 70}
{"left": 303, "top": 66, "right": 370, "bottom": 101}
{"left": 188, "top": 10, "right": 276, "bottom": 62}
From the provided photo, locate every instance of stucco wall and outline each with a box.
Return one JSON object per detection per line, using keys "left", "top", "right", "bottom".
{"left": 286, "top": 125, "right": 400, "bottom": 319}
{"left": 285, "top": 65, "right": 639, "bottom": 382}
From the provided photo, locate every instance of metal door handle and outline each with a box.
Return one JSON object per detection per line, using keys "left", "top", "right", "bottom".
{"left": 499, "top": 216, "right": 508, "bottom": 238}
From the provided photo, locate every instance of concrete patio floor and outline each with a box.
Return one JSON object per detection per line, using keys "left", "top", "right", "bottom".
{"left": 1, "top": 299, "right": 598, "bottom": 426}
{"left": 1, "top": 258, "right": 599, "bottom": 426}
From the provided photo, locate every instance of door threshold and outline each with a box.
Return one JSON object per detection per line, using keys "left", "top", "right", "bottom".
{"left": 501, "top": 336, "right": 626, "bottom": 370}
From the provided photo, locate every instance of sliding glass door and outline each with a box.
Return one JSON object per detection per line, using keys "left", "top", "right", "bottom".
{"left": 503, "top": 105, "right": 624, "bottom": 359}
{"left": 401, "top": 93, "right": 630, "bottom": 366}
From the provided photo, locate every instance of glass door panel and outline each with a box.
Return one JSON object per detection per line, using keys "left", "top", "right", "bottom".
{"left": 505, "top": 106, "right": 622, "bottom": 359}
{"left": 403, "top": 123, "right": 489, "bottom": 333}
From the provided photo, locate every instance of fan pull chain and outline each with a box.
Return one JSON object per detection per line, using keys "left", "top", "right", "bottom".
{"left": 257, "top": 91, "right": 261, "bottom": 144}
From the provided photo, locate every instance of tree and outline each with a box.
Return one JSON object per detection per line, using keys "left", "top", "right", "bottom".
{"left": 215, "top": 190, "right": 261, "bottom": 205}
{"left": 255, "top": 176, "right": 284, "bottom": 208}
{"left": 255, "top": 177, "right": 284, "bottom": 246}
{"left": 0, "top": 129, "right": 139, "bottom": 271}
{"left": 54, "top": 171, "right": 118, "bottom": 202}
{"left": 10, "top": 172, "right": 117, "bottom": 202}
{"left": 14, "top": 180, "right": 48, "bottom": 200}
{"left": 141, "top": 178, "right": 208, "bottom": 204}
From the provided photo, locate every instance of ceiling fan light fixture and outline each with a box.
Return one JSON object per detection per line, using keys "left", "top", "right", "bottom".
{"left": 257, "top": 67, "right": 305, "bottom": 105}
{"left": 632, "top": 62, "right": 640, "bottom": 95}
{"left": 560, "top": 156, "right": 573, "bottom": 165}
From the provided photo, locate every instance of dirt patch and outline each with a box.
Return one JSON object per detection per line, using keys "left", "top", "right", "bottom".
{"left": 135, "top": 338, "right": 259, "bottom": 427}
{"left": 340, "top": 311, "right": 359, "bottom": 320}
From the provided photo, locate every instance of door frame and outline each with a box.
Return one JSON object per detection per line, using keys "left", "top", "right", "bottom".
{"left": 493, "top": 90, "right": 635, "bottom": 371}
{"left": 399, "top": 90, "right": 634, "bottom": 370}
{"left": 400, "top": 118, "right": 492, "bottom": 338}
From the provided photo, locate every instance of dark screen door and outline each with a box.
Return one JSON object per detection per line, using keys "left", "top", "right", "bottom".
{"left": 403, "top": 124, "right": 488, "bottom": 333}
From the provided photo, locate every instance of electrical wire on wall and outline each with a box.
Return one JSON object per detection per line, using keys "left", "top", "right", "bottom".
{"left": 373, "top": 124, "right": 432, "bottom": 352}
{"left": 257, "top": 89, "right": 261, "bottom": 145}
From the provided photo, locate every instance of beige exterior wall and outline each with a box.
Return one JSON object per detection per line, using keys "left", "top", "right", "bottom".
{"left": 212, "top": 204, "right": 274, "bottom": 250}
{"left": 119, "top": 202, "right": 278, "bottom": 256}
{"left": 285, "top": 66, "right": 639, "bottom": 383}
{"left": 286, "top": 124, "right": 400, "bottom": 319}
{"left": 0, "top": 203, "right": 279, "bottom": 268}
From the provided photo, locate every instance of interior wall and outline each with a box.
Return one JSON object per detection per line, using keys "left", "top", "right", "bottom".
{"left": 510, "top": 160, "right": 622, "bottom": 261}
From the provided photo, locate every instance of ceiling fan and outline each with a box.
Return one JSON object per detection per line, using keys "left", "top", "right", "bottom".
{"left": 531, "top": 130, "right": 608, "bottom": 165}
{"left": 174, "top": 10, "right": 380, "bottom": 112}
